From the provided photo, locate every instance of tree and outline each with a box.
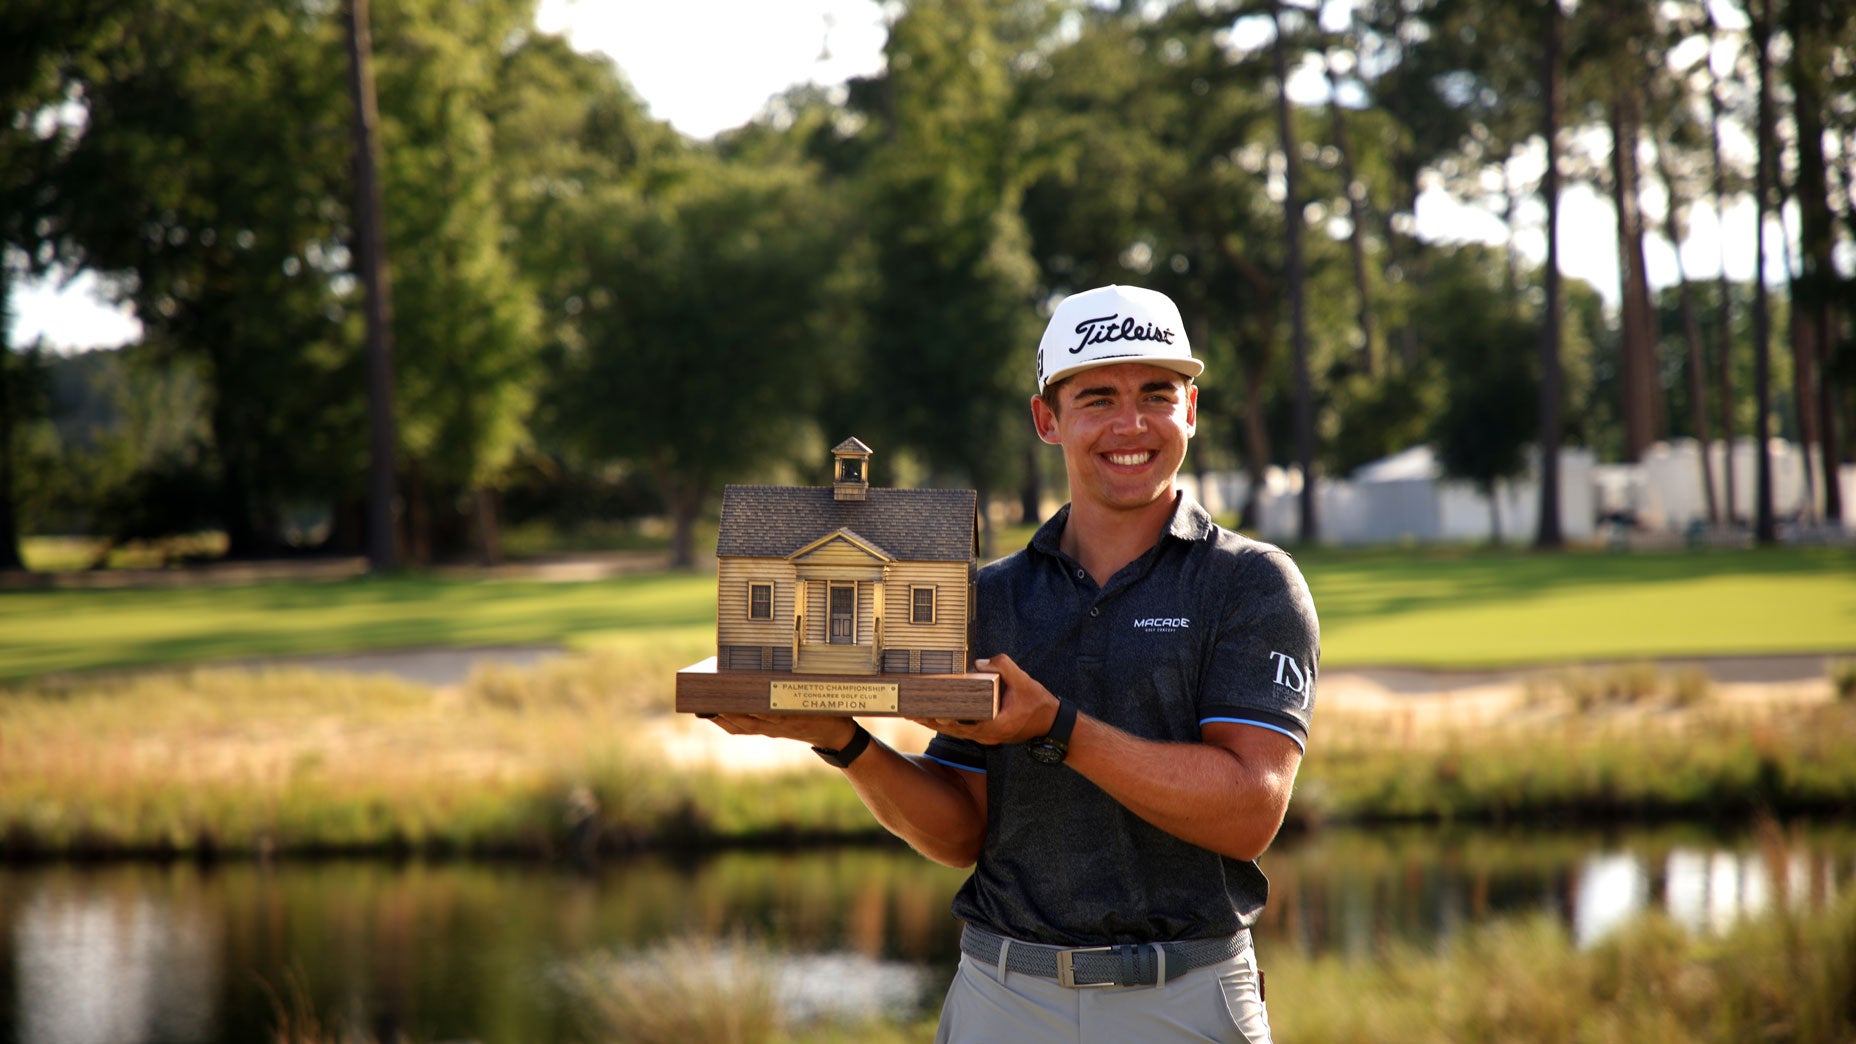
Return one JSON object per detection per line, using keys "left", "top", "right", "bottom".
{"left": 345, "top": 0, "right": 399, "bottom": 571}
{"left": 1424, "top": 248, "right": 1539, "bottom": 544}
{"left": 1271, "top": 1, "right": 1318, "bottom": 542}
{"left": 44, "top": 0, "right": 362, "bottom": 557}
{"left": 1584, "top": 2, "right": 1663, "bottom": 463}
{"left": 1704, "top": 2, "right": 1741, "bottom": 521}
{"left": 1535, "top": 0, "right": 1566, "bottom": 548}
{"left": 1, "top": 0, "right": 134, "bottom": 568}
{"left": 857, "top": 0, "right": 1041, "bottom": 549}
{"left": 368, "top": 0, "right": 544, "bottom": 565}
{"left": 563, "top": 154, "right": 854, "bottom": 567}
{"left": 1322, "top": 16, "right": 1377, "bottom": 377}
{"left": 0, "top": 332, "right": 44, "bottom": 571}
{"left": 1785, "top": 0, "right": 1846, "bottom": 525}
{"left": 1748, "top": 0, "right": 1777, "bottom": 544}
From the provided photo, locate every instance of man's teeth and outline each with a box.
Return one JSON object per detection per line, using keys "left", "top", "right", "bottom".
{"left": 1107, "top": 452, "right": 1149, "bottom": 466}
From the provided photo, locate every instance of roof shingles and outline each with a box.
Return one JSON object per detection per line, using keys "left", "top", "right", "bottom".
{"left": 716, "top": 486, "right": 977, "bottom": 561}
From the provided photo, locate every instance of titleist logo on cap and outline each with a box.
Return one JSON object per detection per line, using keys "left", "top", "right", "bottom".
{"left": 1065, "top": 313, "right": 1178, "bottom": 355}
{"left": 1035, "top": 285, "right": 1203, "bottom": 394}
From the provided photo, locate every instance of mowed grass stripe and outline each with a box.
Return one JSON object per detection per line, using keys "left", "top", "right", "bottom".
{"left": 0, "top": 572, "right": 718, "bottom": 679}
{"left": 1302, "top": 545, "right": 1856, "bottom": 668}
{"left": 3, "top": 546, "right": 1851, "bottom": 679}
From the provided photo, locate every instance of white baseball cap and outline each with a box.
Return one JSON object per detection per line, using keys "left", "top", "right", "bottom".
{"left": 1035, "top": 284, "right": 1202, "bottom": 395}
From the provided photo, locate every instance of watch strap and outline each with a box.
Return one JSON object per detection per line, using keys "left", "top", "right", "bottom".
{"left": 812, "top": 723, "right": 872, "bottom": 768}
{"left": 1045, "top": 698, "right": 1078, "bottom": 747}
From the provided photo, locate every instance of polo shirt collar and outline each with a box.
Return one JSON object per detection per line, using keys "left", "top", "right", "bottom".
{"left": 1028, "top": 490, "right": 1215, "bottom": 561}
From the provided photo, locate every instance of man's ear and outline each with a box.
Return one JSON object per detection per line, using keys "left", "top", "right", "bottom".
{"left": 1030, "top": 394, "right": 1061, "bottom": 445}
{"left": 1184, "top": 383, "right": 1199, "bottom": 435}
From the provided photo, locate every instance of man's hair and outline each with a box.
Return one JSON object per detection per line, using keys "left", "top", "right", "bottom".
{"left": 1037, "top": 377, "right": 1071, "bottom": 418}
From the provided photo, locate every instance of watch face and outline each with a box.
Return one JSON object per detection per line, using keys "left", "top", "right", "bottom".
{"left": 1027, "top": 738, "right": 1066, "bottom": 765}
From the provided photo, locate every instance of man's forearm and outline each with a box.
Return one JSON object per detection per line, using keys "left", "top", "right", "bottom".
{"left": 1063, "top": 714, "right": 1298, "bottom": 862}
{"left": 843, "top": 742, "right": 986, "bottom": 868}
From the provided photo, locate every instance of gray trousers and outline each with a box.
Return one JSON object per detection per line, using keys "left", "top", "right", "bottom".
{"left": 934, "top": 945, "right": 1273, "bottom": 1043}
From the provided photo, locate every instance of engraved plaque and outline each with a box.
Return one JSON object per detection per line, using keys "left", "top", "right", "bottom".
{"left": 769, "top": 679, "right": 900, "bottom": 714}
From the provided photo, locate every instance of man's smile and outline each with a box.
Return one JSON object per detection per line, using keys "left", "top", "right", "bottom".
{"left": 1104, "top": 451, "right": 1156, "bottom": 467}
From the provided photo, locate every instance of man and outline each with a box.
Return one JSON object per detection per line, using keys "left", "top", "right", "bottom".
{"left": 712, "top": 284, "right": 1318, "bottom": 1043}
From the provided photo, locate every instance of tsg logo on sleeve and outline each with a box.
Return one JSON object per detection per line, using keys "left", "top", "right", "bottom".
{"left": 1268, "top": 651, "right": 1312, "bottom": 709}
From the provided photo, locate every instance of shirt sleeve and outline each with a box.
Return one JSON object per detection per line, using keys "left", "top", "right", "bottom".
{"left": 1197, "top": 548, "right": 1320, "bottom": 751}
{"left": 923, "top": 733, "right": 988, "bottom": 773}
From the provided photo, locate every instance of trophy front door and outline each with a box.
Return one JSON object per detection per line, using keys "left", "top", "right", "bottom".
{"left": 828, "top": 583, "right": 855, "bottom": 643}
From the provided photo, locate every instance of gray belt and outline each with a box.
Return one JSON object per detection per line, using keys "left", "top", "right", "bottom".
{"left": 959, "top": 923, "right": 1250, "bottom": 989}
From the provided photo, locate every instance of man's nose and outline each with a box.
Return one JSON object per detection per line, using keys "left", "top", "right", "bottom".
{"left": 1110, "top": 401, "right": 1147, "bottom": 433}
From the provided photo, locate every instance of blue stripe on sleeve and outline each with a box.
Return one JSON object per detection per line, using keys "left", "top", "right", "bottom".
{"left": 924, "top": 753, "right": 987, "bottom": 774}
{"left": 1199, "top": 717, "right": 1307, "bottom": 753}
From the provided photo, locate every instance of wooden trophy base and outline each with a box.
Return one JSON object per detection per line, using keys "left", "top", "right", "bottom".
{"left": 675, "top": 657, "right": 999, "bottom": 720}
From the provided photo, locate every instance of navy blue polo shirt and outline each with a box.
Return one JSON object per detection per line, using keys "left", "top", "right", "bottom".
{"left": 925, "top": 493, "right": 1319, "bottom": 946}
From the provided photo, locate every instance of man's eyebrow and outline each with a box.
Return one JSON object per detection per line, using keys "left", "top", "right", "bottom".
{"left": 1141, "top": 380, "right": 1181, "bottom": 395}
{"left": 1068, "top": 383, "right": 1117, "bottom": 401}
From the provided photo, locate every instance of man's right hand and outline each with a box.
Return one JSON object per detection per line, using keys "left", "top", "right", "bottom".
{"left": 707, "top": 713, "right": 859, "bottom": 751}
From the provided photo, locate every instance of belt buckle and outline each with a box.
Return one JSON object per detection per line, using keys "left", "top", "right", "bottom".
{"left": 1055, "top": 945, "right": 1117, "bottom": 988}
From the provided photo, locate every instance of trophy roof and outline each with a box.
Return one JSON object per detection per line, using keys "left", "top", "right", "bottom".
{"left": 716, "top": 485, "right": 977, "bottom": 562}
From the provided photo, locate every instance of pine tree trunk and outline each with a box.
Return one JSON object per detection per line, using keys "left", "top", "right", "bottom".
{"left": 1749, "top": 0, "right": 1777, "bottom": 545}
{"left": 0, "top": 347, "right": 25, "bottom": 572}
{"left": 346, "top": 0, "right": 401, "bottom": 572}
{"left": 1706, "top": 9, "right": 1738, "bottom": 523}
{"left": 1325, "top": 43, "right": 1376, "bottom": 376}
{"left": 1608, "top": 89, "right": 1658, "bottom": 462}
{"left": 1273, "top": 2, "right": 1317, "bottom": 542}
{"left": 1534, "top": 0, "right": 1564, "bottom": 550}
{"left": 1653, "top": 140, "right": 1719, "bottom": 524}
{"left": 1786, "top": 0, "right": 1843, "bottom": 524}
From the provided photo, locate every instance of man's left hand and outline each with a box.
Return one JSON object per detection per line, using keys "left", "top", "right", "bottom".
{"left": 911, "top": 653, "right": 1059, "bottom": 744}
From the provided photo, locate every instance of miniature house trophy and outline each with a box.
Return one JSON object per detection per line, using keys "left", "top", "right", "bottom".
{"left": 675, "top": 438, "right": 999, "bottom": 720}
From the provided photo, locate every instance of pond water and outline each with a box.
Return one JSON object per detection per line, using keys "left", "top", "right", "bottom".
{"left": 3, "top": 822, "right": 1851, "bottom": 1043}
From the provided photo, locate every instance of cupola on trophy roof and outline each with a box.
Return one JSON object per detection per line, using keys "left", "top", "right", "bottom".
{"left": 832, "top": 436, "right": 873, "bottom": 501}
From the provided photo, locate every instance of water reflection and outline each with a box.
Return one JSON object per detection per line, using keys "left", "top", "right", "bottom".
{"left": 2, "top": 824, "right": 1850, "bottom": 1043}
{"left": 15, "top": 880, "right": 217, "bottom": 1044}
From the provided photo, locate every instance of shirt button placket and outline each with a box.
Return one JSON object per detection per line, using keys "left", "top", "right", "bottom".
{"left": 1083, "top": 597, "right": 1111, "bottom": 665}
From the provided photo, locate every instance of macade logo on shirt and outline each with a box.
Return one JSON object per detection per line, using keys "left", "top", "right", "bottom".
{"left": 1132, "top": 616, "right": 1191, "bottom": 634}
{"left": 1269, "top": 650, "right": 1313, "bottom": 709}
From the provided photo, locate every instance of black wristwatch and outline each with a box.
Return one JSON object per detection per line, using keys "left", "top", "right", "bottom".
{"left": 812, "top": 723, "right": 872, "bottom": 768}
{"left": 1026, "top": 700, "right": 1078, "bottom": 765}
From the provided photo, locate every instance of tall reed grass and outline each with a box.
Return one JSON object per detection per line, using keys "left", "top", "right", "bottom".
{"left": 1297, "top": 670, "right": 1856, "bottom": 827}
{"left": 558, "top": 934, "right": 936, "bottom": 1044}
{"left": 0, "top": 650, "right": 875, "bottom": 858}
{"left": 1267, "top": 868, "right": 1856, "bottom": 1042}
{"left": 4, "top": 652, "right": 1849, "bottom": 856}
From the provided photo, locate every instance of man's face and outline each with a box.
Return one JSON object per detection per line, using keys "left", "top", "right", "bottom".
{"left": 1031, "top": 362, "right": 1197, "bottom": 514}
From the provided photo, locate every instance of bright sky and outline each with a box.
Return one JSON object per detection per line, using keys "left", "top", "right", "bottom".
{"left": 7, "top": 0, "right": 1774, "bottom": 352}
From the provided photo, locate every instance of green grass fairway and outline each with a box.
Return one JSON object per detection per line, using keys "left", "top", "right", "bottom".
{"left": 0, "top": 571, "right": 717, "bottom": 680}
{"left": 1301, "top": 545, "right": 1855, "bottom": 668}
{"left": 2, "top": 546, "right": 1851, "bottom": 680}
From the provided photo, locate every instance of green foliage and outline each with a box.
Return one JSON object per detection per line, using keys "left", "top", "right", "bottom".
{"left": 558, "top": 149, "right": 856, "bottom": 564}
{"left": 373, "top": 0, "right": 544, "bottom": 498}
{"left": 39, "top": 0, "right": 363, "bottom": 553}
{"left": 7, "top": 0, "right": 1850, "bottom": 559}
{"left": 1327, "top": 359, "right": 1441, "bottom": 476}
{"left": 856, "top": 0, "right": 1041, "bottom": 496}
